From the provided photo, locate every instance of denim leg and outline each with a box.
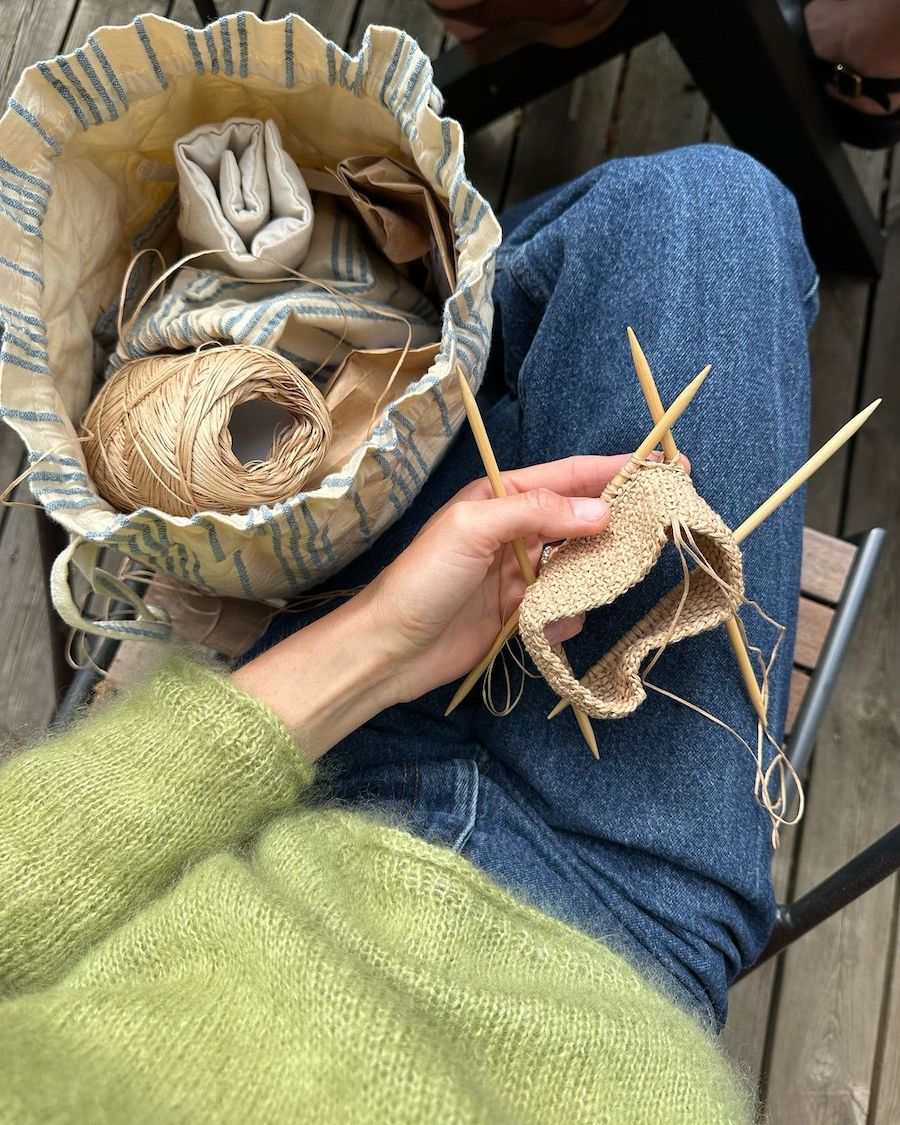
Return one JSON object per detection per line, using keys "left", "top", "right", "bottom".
{"left": 250, "top": 144, "right": 817, "bottom": 1029}
{"left": 459, "top": 144, "right": 817, "bottom": 1028}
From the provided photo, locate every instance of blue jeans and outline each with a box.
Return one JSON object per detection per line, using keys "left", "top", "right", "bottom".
{"left": 254, "top": 145, "right": 818, "bottom": 1030}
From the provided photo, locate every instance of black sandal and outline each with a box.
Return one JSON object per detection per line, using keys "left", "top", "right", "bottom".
{"left": 780, "top": 0, "right": 900, "bottom": 149}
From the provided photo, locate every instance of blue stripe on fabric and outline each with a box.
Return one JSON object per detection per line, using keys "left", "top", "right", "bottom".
{"left": 190, "top": 554, "right": 214, "bottom": 593}
{"left": 351, "top": 490, "right": 373, "bottom": 545}
{"left": 174, "top": 542, "right": 191, "bottom": 584}
{"left": 41, "top": 496, "right": 101, "bottom": 512}
{"left": 0, "top": 176, "right": 47, "bottom": 213}
{"left": 396, "top": 54, "right": 426, "bottom": 114}
{"left": 404, "top": 77, "right": 432, "bottom": 139}
{"left": 388, "top": 51, "right": 412, "bottom": 112}
{"left": 379, "top": 39, "right": 404, "bottom": 107}
{"left": 0, "top": 205, "right": 41, "bottom": 240}
{"left": 0, "top": 350, "right": 49, "bottom": 373}
{"left": 237, "top": 12, "right": 248, "bottom": 78}
{"left": 394, "top": 434, "right": 423, "bottom": 486}
{"left": 8, "top": 99, "right": 62, "bottom": 154}
{"left": 193, "top": 517, "right": 226, "bottom": 562}
{"left": 0, "top": 156, "right": 50, "bottom": 195}
{"left": 74, "top": 49, "right": 117, "bottom": 120}
{"left": 135, "top": 17, "right": 169, "bottom": 90}
{"left": 372, "top": 448, "right": 411, "bottom": 502}
{"left": 221, "top": 18, "right": 233, "bottom": 75}
{"left": 56, "top": 56, "right": 102, "bottom": 124}
{"left": 465, "top": 199, "right": 488, "bottom": 238}
{"left": 352, "top": 40, "right": 368, "bottom": 97}
{"left": 285, "top": 16, "right": 294, "bottom": 87}
{"left": 280, "top": 506, "right": 313, "bottom": 584}
{"left": 138, "top": 521, "right": 164, "bottom": 555}
{"left": 32, "top": 484, "right": 94, "bottom": 498}
{"left": 29, "top": 470, "right": 86, "bottom": 482}
{"left": 338, "top": 52, "right": 351, "bottom": 89}
{"left": 0, "top": 188, "right": 44, "bottom": 224}
{"left": 37, "top": 63, "right": 89, "bottom": 129}
{"left": 89, "top": 35, "right": 128, "bottom": 108}
{"left": 320, "top": 526, "right": 338, "bottom": 569}
{"left": 203, "top": 24, "right": 220, "bottom": 74}
{"left": 3, "top": 330, "right": 48, "bottom": 357}
{"left": 326, "top": 41, "right": 337, "bottom": 86}
{"left": 299, "top": 507, "right": 325, "bottom": 572}
{"left": 29, "top": 450, "right": 80, "bottom": 466}
{"left": 185, "top": 27, "right": 204, "bottom": 74}
{"left": 435, "top": 119, "right": 453, "bottom": 180}
{"left": 433, "top": 386, "right": 453, "bottom": 437}
{"left": 264, "top": 510, "right": 302, "bottom": 596}
{"left": 233, "top": 549, "right": 254, "bottom": 598}
{"left": 0, "top": 257, "right": 44, "bottom": 289}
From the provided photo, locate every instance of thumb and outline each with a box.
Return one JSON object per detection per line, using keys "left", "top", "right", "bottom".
{"left": 463, "top": 488, "right": 610, "bottom": 553}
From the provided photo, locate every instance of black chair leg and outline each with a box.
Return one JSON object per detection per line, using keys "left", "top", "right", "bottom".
{"left": 740, "top": 823, "right": 900, "bottom": 977}
{"left": 663, "top": 0, "right": 884, "bottom": 277}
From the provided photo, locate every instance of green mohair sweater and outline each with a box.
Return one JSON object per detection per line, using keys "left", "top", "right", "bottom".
{"left": 0, "top": 657, "right": 749, "bottom": 1123}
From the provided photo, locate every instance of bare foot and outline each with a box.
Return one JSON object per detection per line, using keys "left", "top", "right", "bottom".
{"left": 806, "top": 0, "right": 900, "bottom": 114}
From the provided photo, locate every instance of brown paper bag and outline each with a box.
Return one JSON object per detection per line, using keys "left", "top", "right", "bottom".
{"left": 335, "top": 156, "right": 457, "bottom": 300}
{"left": 310, "top": 343, "right": 441, "bottom": 485}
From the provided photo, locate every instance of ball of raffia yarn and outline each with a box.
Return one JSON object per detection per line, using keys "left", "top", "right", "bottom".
{"left": 82, "top": 344, "right": 333, "bottom": 517}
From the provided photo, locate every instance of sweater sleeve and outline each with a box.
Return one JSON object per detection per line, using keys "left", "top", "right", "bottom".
{"left": 0, "top": 654, "right": 313, "bottom": 998}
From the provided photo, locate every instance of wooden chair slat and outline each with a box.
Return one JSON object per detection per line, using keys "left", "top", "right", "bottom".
{"left": 794, "top": 596, "right": 835, "bottom": 671}
{"left": 801, "top": 527, "right": 857, "bottom": 605}
{"left": 786, "top": 668, "right": 811, "bottom": 735}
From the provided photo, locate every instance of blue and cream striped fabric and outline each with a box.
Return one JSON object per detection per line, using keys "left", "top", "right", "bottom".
{"left": 116, "top": 195, "right": 442, "bottom": 382}
{"left": 0, "top": 13, "right": 500, "bottom": 628}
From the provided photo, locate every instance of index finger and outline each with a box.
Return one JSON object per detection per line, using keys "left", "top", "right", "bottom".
{"left": 457, "top": 455, "right": 631, "bottom": 503}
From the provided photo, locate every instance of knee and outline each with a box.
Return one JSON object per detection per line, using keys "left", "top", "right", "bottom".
{"left": 602, "top": 143, "right": 799, "bottom": 235}
{"left": 587, "top": 143, "right": 815, "bottom": 307}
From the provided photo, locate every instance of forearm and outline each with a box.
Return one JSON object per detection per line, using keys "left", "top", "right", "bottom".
{"left": 231, "top": 589, "right": 399, "bottom": 760}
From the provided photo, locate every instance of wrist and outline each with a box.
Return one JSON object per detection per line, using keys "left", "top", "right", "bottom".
{"left": 231, "top": 591, "right": 399, "bottom": 762}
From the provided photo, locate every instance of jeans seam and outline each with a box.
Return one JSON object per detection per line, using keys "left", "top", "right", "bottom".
{"left": 450, "top": 759, "right": 479, "bottom": 853}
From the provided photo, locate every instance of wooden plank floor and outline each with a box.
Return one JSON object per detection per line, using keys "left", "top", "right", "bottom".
{"left": 0, "top": 4, "right": 897, "bottom": 1120}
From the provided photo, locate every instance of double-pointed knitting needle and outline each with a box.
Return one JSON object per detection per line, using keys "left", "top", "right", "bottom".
{"left": 548, "top": 394, "right": 882, "bottom": 718}
{"left": 450, "top": 369, "right": 599, "bottom": 757}
{"left": 626, "top": 327, "right": 766, "bottom": 724}
{"left": 446, "top": 363, "right": 712, "bottom": 719}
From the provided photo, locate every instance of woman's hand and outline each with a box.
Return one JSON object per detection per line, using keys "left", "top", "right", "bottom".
{"left": 363, "top": 455, "right": 638, "bottom": 704}
{"left": 233, "top": 454, "right": 634, "bottom": 760}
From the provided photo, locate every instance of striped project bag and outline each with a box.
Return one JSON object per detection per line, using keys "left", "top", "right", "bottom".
{"left": 0, "top": 12, "right": 500, "bottom": 641}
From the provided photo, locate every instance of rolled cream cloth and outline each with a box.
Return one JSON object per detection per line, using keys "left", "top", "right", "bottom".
{"left": 175, "top": 117, "right": 314, "bottom": 279}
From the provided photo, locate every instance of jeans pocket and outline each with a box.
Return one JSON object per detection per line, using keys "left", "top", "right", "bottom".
{"left": 322, "top": 758, "right": 480, "bottom": 852}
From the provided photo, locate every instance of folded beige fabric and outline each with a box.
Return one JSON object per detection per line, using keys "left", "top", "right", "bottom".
{"left": 175, "top": 117, "right": 314, "bottom": 278}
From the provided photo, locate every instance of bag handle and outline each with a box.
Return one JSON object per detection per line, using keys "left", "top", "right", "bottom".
{"left": 50, "top": 537, "right": 172, "bottom": 643}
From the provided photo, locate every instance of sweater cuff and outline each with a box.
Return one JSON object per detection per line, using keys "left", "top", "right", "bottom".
{"left": 135, "top": 651, "right": 317, "bottom": 792}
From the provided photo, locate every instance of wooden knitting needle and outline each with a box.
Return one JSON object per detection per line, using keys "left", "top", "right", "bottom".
{"left": 451, "top": 369, "right": 599, "bottom": 757}
{"left": 447, "top": 364, "right": 712, "bottom": 719}
{"left": 627, "top": 327, "right": 765, "bottom": 722}
{"left": 733, "top": 398, "right": 881, "bottom": 543}
{"left": 626, "top": 327, "right": 679, "bottom": 463}
{"left": 549, "top": 395, "right": 882, "bottom": 718}
{"left": 445, "top": 608, "right": 521, "bottom": 716}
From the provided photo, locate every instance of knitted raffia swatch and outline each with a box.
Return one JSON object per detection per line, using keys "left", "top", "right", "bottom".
{"left": 519, "top": 457, "right": 744, "bottom": 720}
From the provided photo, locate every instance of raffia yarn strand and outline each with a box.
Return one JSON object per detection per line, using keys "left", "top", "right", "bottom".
{"left": 82, "top": 345, "right": 332, "bottom": 518}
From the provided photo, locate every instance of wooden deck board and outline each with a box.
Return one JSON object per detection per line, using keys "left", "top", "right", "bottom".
{"left": 763, "top": 150, "right": 900, "bottom": 1125}
{"left": 0, "top": 5, "right": 897, "bottom": 1118}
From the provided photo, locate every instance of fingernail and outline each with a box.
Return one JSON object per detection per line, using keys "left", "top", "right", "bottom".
{"left": 571, "top": 497, "right": 609, "bottom": 522}
{"left": 544, "top": 614, "right": 585, "bottom": 645}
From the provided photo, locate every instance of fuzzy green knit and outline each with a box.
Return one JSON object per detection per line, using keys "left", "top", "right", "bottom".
{"left": 0, "top": 657, "right": 750, "bottom": 1123}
